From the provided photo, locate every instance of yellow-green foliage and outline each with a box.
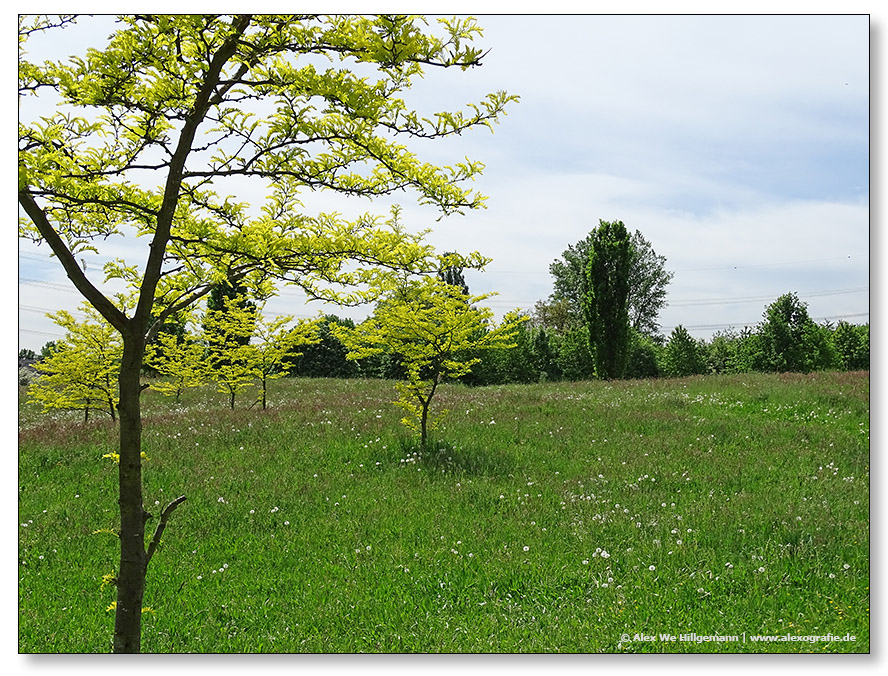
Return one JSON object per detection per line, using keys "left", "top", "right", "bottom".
{"left": 334, "top": 275, "right": 527, "bottom": 443}
{"left": 200, "top": 295, "right": 322, "bottom": 408}
{"left": 145, "top": 321, "right": 206, "bottom": 400}
{"left": 29, "top": 305, "right": 122, "bottom": 420}
{"left": 247, "top": 307, "right": 321, "bottom": 409}
{"left": 201, "top": 296, "right": 262, "bottom": 408}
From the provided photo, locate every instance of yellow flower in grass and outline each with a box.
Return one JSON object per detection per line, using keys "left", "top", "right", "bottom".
{"left": 100, "top": 573, "right": 116, "bottom": 590}
{"left": 102, "top": 451, "right": 149, "bottom": 463}
{"left": 92, "top": 528, "right": 118, "bottom": 538}
{"left": 106, "top": 600, "right": 154, "bottom": 614}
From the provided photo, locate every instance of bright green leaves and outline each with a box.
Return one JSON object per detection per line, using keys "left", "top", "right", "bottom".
{"left": 19, "top": 15, "right": 516, "bottom": 346}
{"left": 29, "top": 305, "right": 123, "bottom": 421}
{"left": 333, "top": 275, "right": 527, "bottom": 445}
{"left": 200, "top": 295, "right": 321, "bottom": 409}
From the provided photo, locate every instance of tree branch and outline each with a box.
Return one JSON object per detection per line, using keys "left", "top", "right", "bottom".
{"left": 18, "top": 189, "right": 130, "bottom": 335}
{"left": 145, "top": 495, "right": 187, "bottom": 567}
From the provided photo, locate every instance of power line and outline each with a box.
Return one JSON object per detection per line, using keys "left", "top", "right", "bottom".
{"left": 668, "top": 287, "right": 867, "bottom": 307}
{"left": 663, "top": 311, "right": 869, "bottom": 334}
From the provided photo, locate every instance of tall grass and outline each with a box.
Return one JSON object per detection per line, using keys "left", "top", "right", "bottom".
{"left": 18, "top": 372, "right": 869, "bottom": 652}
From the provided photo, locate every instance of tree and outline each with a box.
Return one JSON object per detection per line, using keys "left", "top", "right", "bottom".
{"left": 555, "top": 325, "right": 595, "bottom": 381}
{"left": 531, "top": 327, "right": 561, "bottom": 381}
{"left": 29, "top": 305, "right": 122, "bottom": 421}
{"left": 834, "top": 321, "right": 869, "bottom": 371}
{"left": 757, "top": 293, "right": 817, "bottom": 372}
{"left": 531, "top": 297, "right": 572, "bottom": 334}
{"left": 39, "top": 341, "right": 57, "bottom": 360}
{"left": 19, "top": 348, "right": 37, "bottom": 361}
{"left": 624, "top": 328, "right": 661, "bottom": 379}
{"left": 802, "top": 321, "right": 839, "bottom": 372}
{"left": 583, "top": 219, "right": 633, "bottom": 379}
{"left": 704, "top": 328, "right": 740, "bottom": 374}
{"left": 334, "top": 276, "right": 526, "bottom": 447}
{"left": 248, "top": 309, "right": 320, "bottom": 410}
{"left": 286, "top": 315, "right": 359, "bottom": 378}
{"left": 144, "top": 317, "right": 206, "bottom": 401}
{"left": 549, "top": 228, "right": 673, "bottom": 336}
{"left": 19, "top": 14, "right": 515, "bottom": 652}
{"left": 437, "top": 251, "right": 470, "bottom": 295}
{"left": 626, "top": 231, "right": 674, "bottom": 337}
{"left": 203, "top": 277, "right": 257, "bottom": 367}
{"left": 661, "top": 325, "right": 705, "bottom": 377}
{"left": 202, "top": 295, "right": 260, "bottom": 409}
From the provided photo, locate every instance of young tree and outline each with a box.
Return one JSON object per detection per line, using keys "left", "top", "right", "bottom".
{"left": 661, "top": 325, "right": 705, "bottom": 377}
{"left": 19, "top": 14, "right": 515, "bottom": 652}
{"left": 249, "top": 310, "right": 320, "bottom": 410}
{"left": 334, "top": 276, "right": 526, "bottom": 447}
{"left": 202, "top": 294, "right": 260, "bottom": 409}
{"left": 144, "top": 313, "right": 206, "bottom": 401}
{"left": 29, "top": 305, "right": 122, "bottom": 421}
{"left": 583, "top": 219, "right": 633, "bottom": 379}
{"left": 203, "top": 278, "right": 257, "bottom": 365}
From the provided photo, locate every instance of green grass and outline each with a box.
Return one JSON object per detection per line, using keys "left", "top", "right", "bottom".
{"left": 18, "top": 372, "right": 869, "bottom": 652}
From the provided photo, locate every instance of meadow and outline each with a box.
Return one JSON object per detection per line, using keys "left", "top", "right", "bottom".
{"left": 18, "top": 371, "right": 869, "bottom": 653}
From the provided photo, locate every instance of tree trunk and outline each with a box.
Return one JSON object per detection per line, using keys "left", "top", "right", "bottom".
{"left": 113, "top": 336, "right": 147, "bottom": 653}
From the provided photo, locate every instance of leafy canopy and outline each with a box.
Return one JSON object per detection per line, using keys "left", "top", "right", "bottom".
{"left": 334, "top": 274, "right": 526, "bottom": 444}
{"left": 19, "top": 14, "right": 518, "bottom": 341}
{"left": 29, "top": 304, "right": 123, "bottom": 421}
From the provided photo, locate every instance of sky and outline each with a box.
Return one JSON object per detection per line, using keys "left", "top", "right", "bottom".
{"left": 14, "top": 11, "right": 872, "bottom": 353}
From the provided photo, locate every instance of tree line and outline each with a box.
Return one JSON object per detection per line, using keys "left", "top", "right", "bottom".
{"left": 284, "top": 221, "right": 870, "bottom": 384}
{"left": 21, "top": 226, "right": 869, "bottom": 417}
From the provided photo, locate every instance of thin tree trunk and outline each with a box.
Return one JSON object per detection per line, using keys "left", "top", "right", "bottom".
{"left": 113, "top": 336, "right": 147, "bottom": 653}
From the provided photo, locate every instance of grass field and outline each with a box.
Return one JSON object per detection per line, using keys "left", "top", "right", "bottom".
{"left": 18, "top": 371, "right": 869, "bottom": 653}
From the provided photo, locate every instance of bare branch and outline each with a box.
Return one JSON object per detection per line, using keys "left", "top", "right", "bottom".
{"left": 145, "top": 495, "right": 187, "bottom": 567}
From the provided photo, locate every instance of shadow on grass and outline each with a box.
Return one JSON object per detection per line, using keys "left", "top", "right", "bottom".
{"left": 397, "top": 437, "right": 516, "bottom": 477}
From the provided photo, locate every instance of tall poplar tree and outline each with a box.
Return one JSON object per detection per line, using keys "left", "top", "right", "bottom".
{"left": 549, "top": 228, "right": 672, "bottom": 336}
{"left": 583, "top": 219, "right": 632, "bottom": 379}
{"left": 19, "top": 14, "right": 515, "bottom": 652}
